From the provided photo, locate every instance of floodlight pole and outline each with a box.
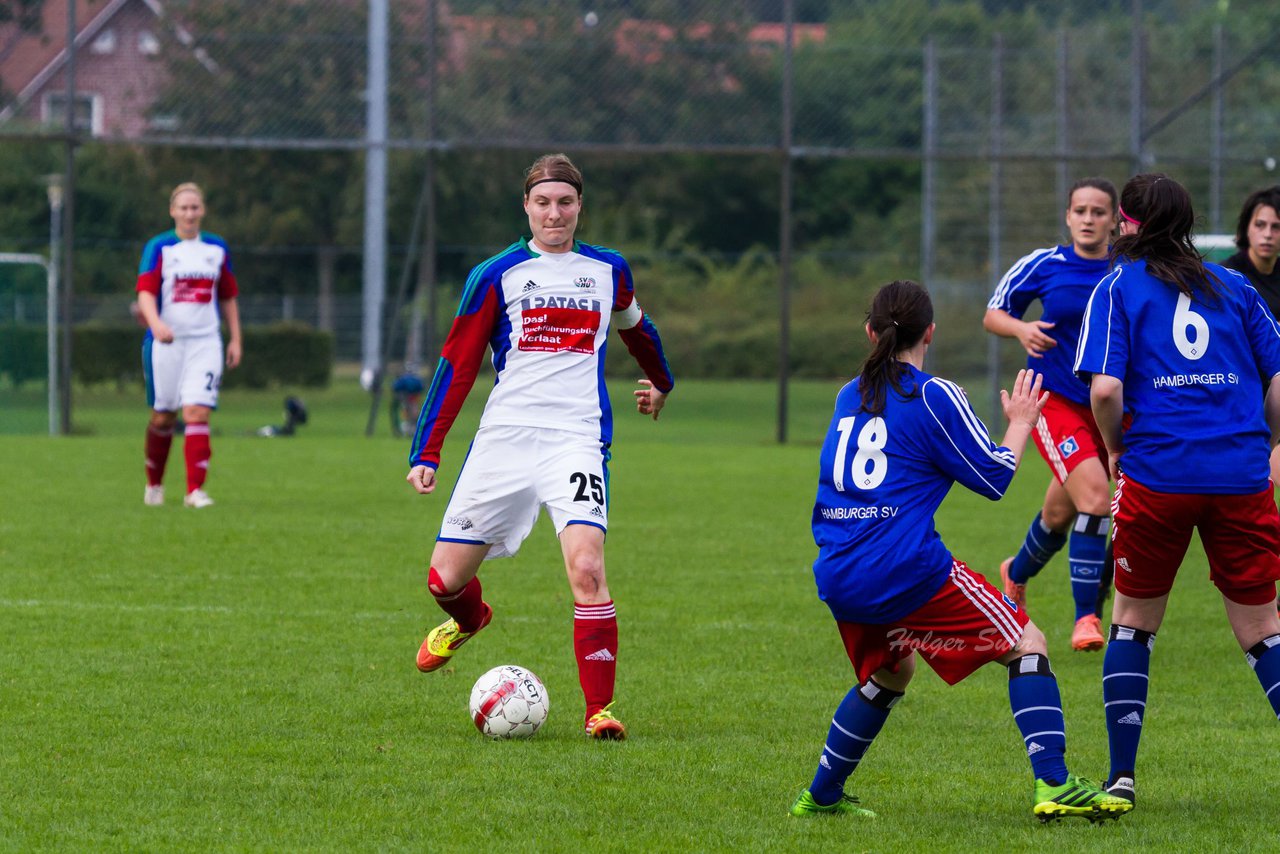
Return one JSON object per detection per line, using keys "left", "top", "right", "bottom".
{"left": 776, "top": 0, "right": 794, "bottom": 445}
{"left": 47, "top": 176, "right": 64, "bottom": 437}
{"left": 360, "top": 0, "right": 389, "bottom": 392}
{"left": 60, "top": 0, "right": 76, "bottom": 435}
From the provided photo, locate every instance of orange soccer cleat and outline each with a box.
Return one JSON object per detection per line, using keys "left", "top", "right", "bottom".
{"left": 999, "top": 557, "right": 1026, "bottom": 611}
{"left": 1071, "top": 614, "right": 1105, "bottom": 652}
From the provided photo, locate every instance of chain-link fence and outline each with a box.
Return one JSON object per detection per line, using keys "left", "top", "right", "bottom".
{"left": 2, "top": 0, "right": 1279, "bottom": 433}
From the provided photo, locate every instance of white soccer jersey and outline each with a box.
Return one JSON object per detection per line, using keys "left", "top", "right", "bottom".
{"left": 482, "top": 250, "right": 621, "bottom": 432}
{"left": 136, "top": 230, "right": 239, "bottom": 339}
{"left": 410, "top": 239, "right": 673, "bottom": 469}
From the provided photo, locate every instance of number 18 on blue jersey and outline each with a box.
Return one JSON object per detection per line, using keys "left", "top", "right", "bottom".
{"left": 811, "top": 364, "right": 1020, "bottom": 624}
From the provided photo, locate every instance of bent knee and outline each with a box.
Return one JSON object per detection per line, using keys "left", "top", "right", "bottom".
{"left": 1040, "top": 504, "right": 1075, "bottom": 532}
{"left": 1010, "top": 622, "right": 1048, "bottom": 658}
{"left": 566, "top": 560, "right": 607, "bottom": 599}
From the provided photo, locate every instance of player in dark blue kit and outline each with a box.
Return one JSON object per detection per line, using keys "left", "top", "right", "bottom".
{"left": 985, "top": 179, "right": 1119, "bottom": 651}
{"left": 791, "top": 280, "right": 1132, "bottom": 824}
{"left": 1075, "top": 173, "right": 1280, "bottom": 808}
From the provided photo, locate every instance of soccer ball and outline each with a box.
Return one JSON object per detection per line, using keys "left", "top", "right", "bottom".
{"left": 468, "top": 664, "right": 550, "bottom": 738}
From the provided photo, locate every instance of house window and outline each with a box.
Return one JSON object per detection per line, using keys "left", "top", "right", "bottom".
{"left": 42, "top": 92, "right": 102, "bottom": 136}
{"left": 149, "top": 113, "right": 180, "bottom": 132}
{"left": 91, "top": 29, "right": 116, "bottom": 54}
{"left": 138, "top": 30, "right": 160, "bottom": 55}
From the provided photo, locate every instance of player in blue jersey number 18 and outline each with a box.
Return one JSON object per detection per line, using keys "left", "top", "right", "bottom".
{"left": 791, "top": 279, "right": 1131, "bottom": 824}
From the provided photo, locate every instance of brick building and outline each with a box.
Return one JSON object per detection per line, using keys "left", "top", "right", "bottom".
{"left": 0, "top": 0, "right": 204, "bottom": 138}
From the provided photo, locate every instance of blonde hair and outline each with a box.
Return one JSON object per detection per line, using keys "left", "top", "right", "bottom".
{"left": 170, "top": 182, "right": 204, "bottom": 205}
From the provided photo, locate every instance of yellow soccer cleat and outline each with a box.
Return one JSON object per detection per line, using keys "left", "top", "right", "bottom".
{"left": 789, "top": 789, "right": 876, "bottom": 818}
{"left": 416, "top": 603, "right": 492, "bottom": 673}
{"left": 585, "top": 702, "right": 627, "bottom": 740}
{"left": 1034, "top": 775, "right": 1133, "bottom": 823}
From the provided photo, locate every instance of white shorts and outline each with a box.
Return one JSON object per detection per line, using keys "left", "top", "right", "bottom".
{"left": 145, "top": 334, "right": 223, "bottom": 411}
{"left": 438, "top": 425, "right": 610, "bottom": 560}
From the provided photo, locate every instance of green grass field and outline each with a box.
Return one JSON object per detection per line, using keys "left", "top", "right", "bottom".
{"left": 2, "top": 377, "right": 1276, "bottom": 852}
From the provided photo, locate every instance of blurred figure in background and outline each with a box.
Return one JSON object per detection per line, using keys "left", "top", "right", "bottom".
{"left": 391, "top": 370, "right": 425, "bottom": 437}
{"left": 136, "top": 182, "right": 242, "bottom": 509}
{"left": 1223, "top": 185, "right": 1280, "bottom": 490}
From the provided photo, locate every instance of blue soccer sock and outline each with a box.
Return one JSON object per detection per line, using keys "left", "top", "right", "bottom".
{"left": 1008, "top": 512, "right": 1068, "bottom": 584}
{"left": 1246, "top": 634, "right": 1280, "bottom": 719}
{"left": 1068, "top": 515, "right": 1109, "bottom": 621}
{"left": 1007, "top": 653, "right": 1069, "bottom": 785}
{"left": 1103, "top": 625, "right": 1154, "bottom": 784}
{"left": 809, "top": 679, "right": 902, "bottom": 805}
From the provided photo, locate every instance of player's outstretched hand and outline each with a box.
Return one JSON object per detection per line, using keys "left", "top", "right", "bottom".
{"left": 1017, "top": 320, "right": 1057, "bottom": 358}
{"left": 1000, "top": 368, "right": 1048, "bottom": 427}
{"left": 225, "top": 339, "right": 242, "bottom": 369}
{"left": 634, "top": 379, "right": 667, "bottom": 421}
{"left": 407, "top": 465, "right": 437, "bottom": 495}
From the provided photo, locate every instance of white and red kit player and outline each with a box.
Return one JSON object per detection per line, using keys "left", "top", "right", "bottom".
{"left": 406, "top": 154, "right": 674, "bottom": 739}
{"left": 135, "top": 183, "right": 242, "bottom": 509}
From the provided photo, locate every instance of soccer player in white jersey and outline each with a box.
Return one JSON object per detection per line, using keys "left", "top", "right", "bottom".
{"left": 1075, "top": 173, "right": 1280, "bottom": 808}
{"left": 792, "top": 279, "right": 1130, "bottom": 823}
{"left": 136, "top": 183, "right": 242, "bottom": 509}
{"left": 984, "top": 178, "right": 1119, "bottom": 651}
{"left": 406, "top": 154, "right": 674, "bottom": 740}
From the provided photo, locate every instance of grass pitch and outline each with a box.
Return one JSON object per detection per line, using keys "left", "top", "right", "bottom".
{"left": 1, "top": 378, "right": 1276, "bottom": 852}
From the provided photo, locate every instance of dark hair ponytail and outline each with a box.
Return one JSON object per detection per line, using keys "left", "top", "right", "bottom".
{"left": 858, "top": 280, "right": 934, "bottom": 415}
{"left": 1111, "top": 172, "right": 1219, "bottom": 299}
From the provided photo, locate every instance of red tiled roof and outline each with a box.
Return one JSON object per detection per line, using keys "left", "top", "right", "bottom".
{"left": 0, "top": 0, "right": 114, "bottom": 95}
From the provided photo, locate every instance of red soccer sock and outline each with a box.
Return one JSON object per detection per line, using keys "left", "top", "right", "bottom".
{"left": 428, "top": 567, "right": 487, "bottom": 631}
{"left": 145, "top": 423, "right": 174, "bottom": 487}
{"left": 574, "top": 600, "right": 618, "bottom": 720}
{"left": 183, "top": 422, "right": 211, "bottom": 492}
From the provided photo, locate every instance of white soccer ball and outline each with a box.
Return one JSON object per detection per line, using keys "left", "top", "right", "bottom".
{"left": 468, "top": 664, "right": 550, "bottom": 738}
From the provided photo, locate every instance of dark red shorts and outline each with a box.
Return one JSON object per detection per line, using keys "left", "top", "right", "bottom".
{"left": 837, "top": 559, "right": 1029, "bottom": 686}
{"left": 1030, "top": 392, "right": 1109, "bottom": 484}
{"left": 1111, "top": 474, "right": 1280, "bottom": 605}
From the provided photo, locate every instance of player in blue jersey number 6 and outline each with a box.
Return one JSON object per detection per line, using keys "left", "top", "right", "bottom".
{"left": 1075, "top": 173, "right": 1280, "bottom": 808}
{"left": 405, "top": 154, "right": 674, "bottom": 740}
{"left": 791, "top": 279, "right": 1131, "bottom": 823}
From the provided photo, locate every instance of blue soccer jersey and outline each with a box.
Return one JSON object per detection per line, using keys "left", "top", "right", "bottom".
{"left": 1075, "top": 259, "right": 1280, "bottom": 494}
{"left": 988, "top": 244, "right": 1111, "bottom": 405}
{"left": 812, "top": 366, "right": 1020, "bottom": 624}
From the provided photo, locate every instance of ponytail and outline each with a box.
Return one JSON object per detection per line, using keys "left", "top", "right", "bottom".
{"left": 858, "top": 280, "right": 933, "bottom": 415}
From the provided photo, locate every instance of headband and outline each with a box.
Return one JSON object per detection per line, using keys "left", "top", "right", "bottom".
{"left": 1118, "top": 204, "right": 1142, "bottom": 227}
{"left": 526, "top": 176, "right": 582, "bottom": 194}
